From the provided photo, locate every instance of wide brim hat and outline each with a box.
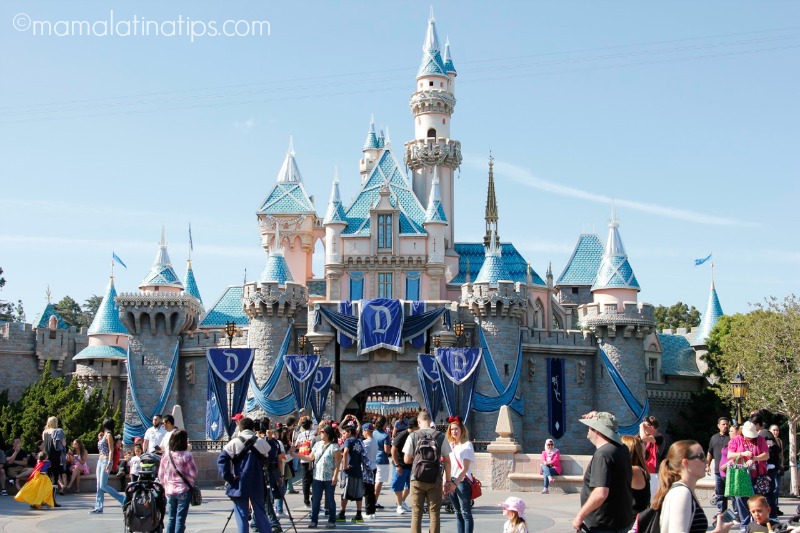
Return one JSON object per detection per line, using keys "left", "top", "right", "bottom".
{"left": 578, "top": 411, "right": 622, "bottom": 444}
{"left": 498, "top": 496, "right": 526, "bottom": 519}
{"left": 741, "top": 421, "right": 758, "bottom": 439}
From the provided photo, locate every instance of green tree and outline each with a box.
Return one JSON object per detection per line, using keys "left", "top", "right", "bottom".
{"left": 54, "top": 295, "right": 82, "bottom": 328}
{"left": 654, "top": 301, "right": 702, "bottom": 331}
{"left": 0, "top": 361, "right": 121, "bottom": 453}
{"left": 705, "top": 295, "right": 800, "bottom": 496}
{"left": 80, "top": 295, "right": 103, "bottom": 328}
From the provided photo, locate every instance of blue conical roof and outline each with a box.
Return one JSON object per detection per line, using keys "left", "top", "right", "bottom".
{"left": 257, "top": 139, "right": 316, "bottom": 215}
{"left": 140, "top": 228, "right": 183, "bottom": 290}
{"left": 417, "top": 12, "right": 448, "bottom": 78}
{"left": 184, "top": 260, "right": 203, "bottom": 305}
{"left": 424, "top": 167, "right": 447, "bottom": 224}
{"left": 259, "top": 250, "right": 294, "bottom": 285}
{"left": 88, "top": 277, "right": 128, "bottom": 335}
{"left": 474, "top": 230, "right": 512, "bottom": 285}
{"left": 694, "top": 280, "right": 724, "bottom": 345}
{"left": 443, "top": 38, "right": 457, "bottom": 74}
{"left": 363, "top": 117, "right": 379, "bottom": 150}
{"left": 592, "top": 210, "right": 640, "bottom": 291}
{"left": 34, "top": 303, "right": 68, "bottom": 329}
{"left": 324, "top": 172, "right": 347, "bottom": 225}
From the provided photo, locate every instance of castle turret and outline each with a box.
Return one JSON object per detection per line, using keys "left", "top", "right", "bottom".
{"left": 484, "top": 155, "right": 499, "bottom": 247}
{"left": 360, "top": 116, "right": 380, "bottom": 183}
{"left": 591, "top": 206, "right": 640, "bottom": 309}
{"left": 183, "top": 260, "right": 203, "bottom": 306}
{"left": 404, "top": 10, "right": 461, "bottom": 249}
{"left": 323, "top": 170, "right": 347, "bottom": 299}
{"left": 693, "top": 266, "right": 723, "bottom": 347}
{"left": 140, "top": 227, "right": 183, "bottom": 293}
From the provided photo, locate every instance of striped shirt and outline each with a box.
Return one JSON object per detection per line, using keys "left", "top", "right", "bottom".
{"left": 158, "top": 450, "right": 197, "bottom": 496}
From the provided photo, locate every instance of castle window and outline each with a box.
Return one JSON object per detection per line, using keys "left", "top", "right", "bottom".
{"left": 378, "top": 272, "right": 393, "bottom": 299}
{"left": 440, "top": 82, "right": 444, "bottom": 88}
{"left": 429, "top": 81, "right": 434, "bottom": 87}
{"left": 406, "top": 271, "right": 420, "bottom": 300}
{"left": 647, "top": 357, "right": 660, "bottom": 382}
{"left": 427, "top": 128, "right": 436, "bottom": 138}
{"left": 572, "top": 287, "right": 579, "bottom": 295}
{"left": 350, "top": 272, "right": 364, "bottom": 300}
{"left": 377, "top": 214, "right": 392, "bottom": 249}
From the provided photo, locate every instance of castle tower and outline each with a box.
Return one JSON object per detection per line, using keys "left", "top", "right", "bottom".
{"left": 578, "top": 209, "right": 654, "bottom": 426}
{"left": 323, "top": 170, "right": 347, "bottom": 300}
{"left": 256, "top": 137, "right": 321, "bottom": 284}
{"left": 183, "top": 260, "right": 203, "bottom": 307}
{"left": 118, "top": 230, "right": 202, "bottom": 437}
{"left": 360, "top": 116, "right": 380, "bottom": 184}
{"left": 483, "top": 155, "right": 499, "bottom": 247}
{"left": 73, "top": 276, "right": 128, "bottom": 402}
{"left": 692, "top": 265, "right": 723, "bottom": 347}
{"left": 423, "top": 166, "right": 448, "bottom": 299}
{"left": 404, "top": 10, "right": 461, "bottom": 250}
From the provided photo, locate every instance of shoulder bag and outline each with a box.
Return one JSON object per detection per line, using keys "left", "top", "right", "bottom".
{"left": 453, "top": 452, "right": 482, "bottom": 499}
{"left": 724, "top": 457, "right": 754, "bottom": 498}
{"left": 168, "top": 451, "right": 202, "bottom": 506}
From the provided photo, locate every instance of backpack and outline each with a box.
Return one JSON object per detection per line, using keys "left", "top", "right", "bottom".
{"left": 411, "top": 430, "right": 441, "bottom": 483}
{"left": 124, "top": 483, "right": 164, "bottom": 533}
{"left": 634, "top": 506, "right": 660, "bottom": 533}
{"left": 265, "top": 438, "right": 280, "bottom": 466}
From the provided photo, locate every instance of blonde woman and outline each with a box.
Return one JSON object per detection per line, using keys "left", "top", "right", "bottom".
{"left": 446, "top": 416, "right": 474, "bottom": 533}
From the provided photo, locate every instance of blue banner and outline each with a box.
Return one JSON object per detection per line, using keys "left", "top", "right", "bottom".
{"left": 410, "top": 301, "right": 426, "bottom": 349}
{"left": 436, "top": 348, "right": 482, "bottom": 423}
{"left": 358, "top": 299, "right": 404, "bottom": 354}
{"left": 417, "top": 353, "right": 442, "bottom": 419}
{"left": 338, "top": 301, "right": 355, "bottom": 348}
{"left": 546, "top": 358, "right": 566, "bottom": 439}
{"left": 285, "top": 354, "right": 320, "bottom": 412}
{"left": 208, "top": 348, "right": 255, "bottom": 383}
{"left": 309, "top": 366, "right": 334, "bottom": 422}
{"left": 206, "top": 371, "right": 224, "bottom": 440}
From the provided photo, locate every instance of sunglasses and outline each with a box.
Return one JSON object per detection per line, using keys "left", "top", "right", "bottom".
{"left": 686, "top": 453, "right": 706, "bottom": 462}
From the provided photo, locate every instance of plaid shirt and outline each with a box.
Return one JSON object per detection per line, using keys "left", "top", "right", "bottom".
{"left": 158, "top": 450, "right": 197, "bottom": 496}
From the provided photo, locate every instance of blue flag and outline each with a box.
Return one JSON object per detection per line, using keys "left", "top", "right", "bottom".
{"left": 112, "top": 252, "right": 127, "bottom": 269}
{"left": 694, "top": 254, "right": 712, "bottom": 266}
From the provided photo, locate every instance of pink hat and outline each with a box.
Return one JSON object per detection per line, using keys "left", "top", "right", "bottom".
{"left": 498, "top": 496, "right": 526, "bottom": 519}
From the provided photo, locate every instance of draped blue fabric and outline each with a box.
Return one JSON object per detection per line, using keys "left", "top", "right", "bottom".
{"left": 598, "top": 346, "right": 649, "bottom": 435}
{"left": 416, "top": 354, "right": 442, "bottom": 419}
{"left": 309, "top": 366, "right": 334, "bottom": 422}
{"left": 124, "top": 339, "right": 181, "bottom": 444}
{"left": 338, "top": 301, "right": 355, "bottom": 348}
{"left": 471, "top": 328, "right": 524, "bottom": 415}
{"left": 435, "top": 348, "right": 481, "bottom": 424}
{"left": 285, "top": 354, "right": 320, "bottom": 412}
{"left": 245, "top": 324, "right": 296, "bottom": 415}
{"left": 410, "top": 301, "right": 426, "bottom": 349}
{"left": 315, "top": 304, "right": 447, "bottom": 354}
{"left": 206, "top": 375, "right": 224, "bottom": 440}
{"left": 358, "top": 299, "right": 404, "bottom": 354}
{"left": 546, "top": 358, "right": 566, "bottom": 439}
{"left": 208, "top": 361, "right": 254, "bottom": 439}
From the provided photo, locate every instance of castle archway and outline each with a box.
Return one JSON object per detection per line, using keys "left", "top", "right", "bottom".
{"left": 339, "top": 374, "right": 422, "bottom": 422}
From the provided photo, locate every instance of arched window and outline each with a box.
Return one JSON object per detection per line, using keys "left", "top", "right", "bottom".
{"left": 427, "top": 128, "right": 436, "bottom": 138}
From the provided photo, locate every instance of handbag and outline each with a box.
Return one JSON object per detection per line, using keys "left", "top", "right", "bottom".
{"left": 724, "top": 460, "right": 754, "bottom": 498}
{"left": 453, "top": 454, "right": 482, "bottom": 499}
{"left": 168, "top": 451, "right": 202, "bottom": 506}
{"left": 753, "top": 474, "right": 771, "bottom": 495}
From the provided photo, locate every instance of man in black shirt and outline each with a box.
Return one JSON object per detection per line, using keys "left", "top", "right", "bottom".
{"left": 572, "top": 411, "right": 633, "bottom": 533}
{"left": 751, "top": 413, "right": 780, "bottom": 519}
{"left": 390, "top": 418, "right": 417, "bottom": 515}
{"left": 706, "top": 416, "right": 731, "bottom": 514}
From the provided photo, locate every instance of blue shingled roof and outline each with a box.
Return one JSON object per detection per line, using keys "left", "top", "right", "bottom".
{"left": 259, "top": 253, "right": 294, "bottom": 285}
{"left": 88, "top": 278, "right": 128, "bottom": 335}
{"left": 199, "top": 286, "right": 248, "bottom": 328}
{"left": 474, "top": 253, "right": 512, "bottom": 284}
{"left": 364, "top": 130, "right": 379, "bottom": 150}
{"left": 658, "top": 333, "right": 702, "bottom": 377}
{"left": 257, "top": 182, "right": 315, "bottom": 214}
{"left": 556, "top": 234, "right": 603, "bottom": 286}
{"left": 184, "top": 262, "right": 203, "bottom": 305}
{"left": 342, "top": 150, "right": 427, "bottom": 236}
{"left": 694, "top": 283, "right": 724, "bottom": 345}
{"left": 73, "top": 345, "right": 126, "bottom": 361}
{"left": 593, "top": 255, "right": 640, "bottom": 290}
{"left": 34, "top": 304, "right": 68, "bottom": 329}
{"left": 418, "top": 49, "right": 448, "bottom": 78}
{"left": 450, "top": 243, "right": 546, "bottom": 286}
{"left": 324, "top": 179, "right": 348, "bottom": 225}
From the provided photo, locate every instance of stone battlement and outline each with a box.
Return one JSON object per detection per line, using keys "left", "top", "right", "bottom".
{"left": 460, "top": 280, "right": 527, "bottom": 318}
{"left": 578, "top": 301, "right": 655, "bottom": 338}
{"left": 243, "top": 281, "right": 308, "bottom": 318}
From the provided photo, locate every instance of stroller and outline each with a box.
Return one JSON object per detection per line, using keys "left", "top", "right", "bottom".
{"left": 123, "top": 453, "right": 167, "bottom": 533}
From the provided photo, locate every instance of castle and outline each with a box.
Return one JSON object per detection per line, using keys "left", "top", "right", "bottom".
{"left": 0, "top": 13, "right": 724, "bottom": 454}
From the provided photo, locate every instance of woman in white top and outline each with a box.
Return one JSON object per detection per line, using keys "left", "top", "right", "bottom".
{"left": 446, "top": 416, "right": 475, "bottom": 533}
{"left": 654, "top": 440, "right": 731, "bottom": 533}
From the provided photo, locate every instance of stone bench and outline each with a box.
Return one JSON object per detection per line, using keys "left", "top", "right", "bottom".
{"left": 507, "top": 454, "right": 591, "bottom": 494}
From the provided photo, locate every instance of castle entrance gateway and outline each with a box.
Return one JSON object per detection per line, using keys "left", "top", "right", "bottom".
{"left": 342, "top": 385, "right": 421, "bottom": 422}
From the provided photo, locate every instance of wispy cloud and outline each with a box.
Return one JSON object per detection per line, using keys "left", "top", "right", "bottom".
{"left": 467, "top": 157, "right": 757, "bottom": 228}
{"left": 235, "top": 117, "right": 257, "bottom": 130}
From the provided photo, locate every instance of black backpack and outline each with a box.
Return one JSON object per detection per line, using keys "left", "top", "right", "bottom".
{"left": 124, "top": 483, "right": 164, "bottom": 533}
{"left": 635, "top": 506, "right": 660, "bottom": 533}
{"left": 411, "top": 430, "right": 441, "bottom": 483}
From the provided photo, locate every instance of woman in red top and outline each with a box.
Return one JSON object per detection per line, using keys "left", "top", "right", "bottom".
{"left": 727, "top": 421, "right": 768, "bottom": 531}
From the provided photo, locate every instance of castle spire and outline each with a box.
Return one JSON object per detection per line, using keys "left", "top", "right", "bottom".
{"left": 484, "top": 153, "right": 499, "bottom": 247}
{"left": 424, "top": 166, "right": 447, "bottom": 224}
{"left": 591, "top": 207, "right": 640, "bottom": 292}
{"left": 88, "top": 277, "right": 128, "bottom": 335}
{"left": 475, "top": 227, "right": 511, "bottom": 285}
{"left": 324, "top": 168, "right": 347, "bottom": 225}
{"left": 184, "top": 260, "right": 203, "bottom": 305}
{"left": 276, "top": 136, "right": 303, "bottom": 183}
{"left": 140, "top": 227, "right": 183, "bottom": 291}
{"left": 417, "top": 8, "right": 447, "bottom": 78}
{"left": 694, "top": 267, "right": 724, "bottom": 345}
{"left": 363, "top": 115, "right": 379, "bottom": 151}
{"left": 443, "top": 36, "right": 457, "bottom": 74}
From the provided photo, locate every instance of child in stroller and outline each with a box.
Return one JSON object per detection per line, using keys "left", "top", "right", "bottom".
{"left": 123, "top": 453, "right": 167, "bottom": 533}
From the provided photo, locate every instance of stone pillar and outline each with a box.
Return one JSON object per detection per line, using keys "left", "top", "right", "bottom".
{"left": 486, "top": 405, "right": 521, "bottom": 491}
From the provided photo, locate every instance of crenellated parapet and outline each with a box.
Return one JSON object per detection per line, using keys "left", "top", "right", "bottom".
{"left": 34, "top": 325, "right": 87, "bottom": 371}
{"left": 460, "top": 280, "right": 528, "bottom": 318}
{"left": 116, "top": 292, "right": 202, "bottom": 336}
{"left": 577, "top": 300, "right": 655, "bottom": 338}
{"left": 243, "top": 281, "right": 308, "bottom": 319}
{"left": 409, "top": 90, "right": 456, "bottom": 117}
{"left": 404, "top": 137, "right": 462, "bottom": 170}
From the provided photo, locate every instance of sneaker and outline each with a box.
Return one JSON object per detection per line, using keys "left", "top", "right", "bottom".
{"left": 304, "top": 503, "right": 312, "bottom": 510}
{"left": 336, "top": 513, "right": 346, "bottom": 523}
{"left": 351, "top": 514, "right": 364, "bottom": 523}
{"left": 396, "top": 505, "right": 407, "bottom": 515}
{"left": 325, "top": 524, "right": 336, "bottom": 530}
{"left": 548, "top": 476, "right": 554, "bottom": 484}
{"left": 308, "top": 523, "right": 318, "bottom": 529}
{"left": 542, "top": 488, "right": 549, "bottom": 494}
{"left": 1, "top": 490, "right": 7, "bottom": 496}
{"left": 365, "top": 514, "right": 375, "bottom": 521}
{"left": 375, "top": 503, "right": 384, "bottom": 510}
{"left": 88, "top": 509, "right": 103, "bottom": 514}
{"left": 401, "top": 502, "right": 411, "bottom": 512}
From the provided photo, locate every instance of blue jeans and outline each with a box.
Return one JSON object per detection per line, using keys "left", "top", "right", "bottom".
{"left": 541, "top": 465, "right": 558, "bottom": 489}
{"left": 451, "top": 479, "right": 473, "bottom": 533}
{"left": 735, "top": 496, "right": 752, "bottom": 530}
{"left": 166, "top": 491, "right": 190, "bottom": 533}
{"left": 715, "top": 473, "right": 728, "bottom": 512}
{"left": 311, "top": 478, "right": 337, "bottom": 525}
{"left": 95, "top": 457, "right": 124, "bottom": 511}
{"left": 767, "top": 469, "right": 779, "bottom": 518}
{"left": 233, "top": 495, "right": 271, "bottom": 533}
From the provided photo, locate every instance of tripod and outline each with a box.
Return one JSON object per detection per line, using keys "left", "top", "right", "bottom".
{"left": 266, "top": 466, "right": 297, "bottom": 533}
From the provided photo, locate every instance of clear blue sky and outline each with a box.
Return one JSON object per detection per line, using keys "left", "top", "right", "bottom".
{"left": 1, "top": 1, "right": 798, "bottom": 321}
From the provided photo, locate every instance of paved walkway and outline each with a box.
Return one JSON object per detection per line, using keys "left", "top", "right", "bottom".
{"left": 0, "top": 485, "right": 796, "bottom": 532}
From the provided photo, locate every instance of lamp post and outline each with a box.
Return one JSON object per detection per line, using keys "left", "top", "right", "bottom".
{"left": 731, "top": 370, "right": 749, "bottom": 426}
{"left": 298, "top": 334, "right": 307, "bottom": 354}
{"left": 453, "top": 321, "right": 464, "bottom": 347}
{"left": 224, "top": 320, "right": 238, "bottom": 348}
{"left": 431, "top": 334, "right": 441, "bottom": 355}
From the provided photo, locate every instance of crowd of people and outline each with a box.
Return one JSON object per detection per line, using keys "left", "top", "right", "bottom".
{"left": 2, "top": 407, "right": 797, "bottom": 533}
